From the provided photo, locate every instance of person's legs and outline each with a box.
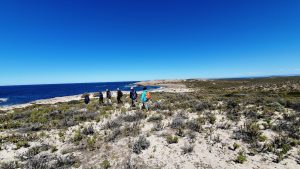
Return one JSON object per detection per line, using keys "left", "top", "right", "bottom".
{"left": 142, "top": 102, "right": 145, "bottom": 109}
{"left": 131, "top": 99, "right": 136, "bottom": 107}
{"left": 145, "top": 102, "right": 149, "bottom": 111}
{"left": 107, "top": 99, "right": 111, "bottom": 105}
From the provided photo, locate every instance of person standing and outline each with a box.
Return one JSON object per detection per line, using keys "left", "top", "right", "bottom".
{"left": 106, "top": 89, "right": 112, "bottom": 105}
{"left": 130, "top": 87, "right": 137, "bottom": 107}
{"left": 117, "top": 88, "right": 123, "bottom": 104}
{"left": 84, "top": 94, "right": 90, "bottom": 104}
{"left": 99, "top": 91, "right": 104, "bottom": 104}
{"left": 141, "top": 87, "right": 150, "bottom": 110}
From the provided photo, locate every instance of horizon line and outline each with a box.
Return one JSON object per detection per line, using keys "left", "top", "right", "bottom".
{"left": 1, "top": 74, "right": 299, "bottom": 87}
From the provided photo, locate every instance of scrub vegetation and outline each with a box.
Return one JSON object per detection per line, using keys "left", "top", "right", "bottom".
{"left": 0, "top": 76, "right": 300, "bottom": 168}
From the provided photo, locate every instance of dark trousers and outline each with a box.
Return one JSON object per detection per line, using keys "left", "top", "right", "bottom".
{"left": 117, "top": 97, "right": 122, "bottom": 104}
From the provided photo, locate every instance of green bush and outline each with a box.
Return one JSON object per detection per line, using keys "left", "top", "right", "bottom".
{"left": 21, "top": 144, "right": 50, "bottom": 160}
{"left": 235, "top": 151, "right": 247, "bottom": 164}
{"left": 87, "top": 136, "right": 96, "bottom": 151}
{"left": 233, "top": 142, "right": 240, "bottom": 151}
{"left": 226, "top": 108, "right": 241, "bottom": 122}
{"left": 72, "top": 129, "right": 83, "bottom": 144}
{"left": 147, "top": 114, "right": 163, "bottom": 122}
{"left": 236, "top": 121, "right": 262, "bottom": 142}
{"left": 51, "top": 146, "right": 58, "bottom": 153}
{"left": 207, "top": 114, "right": 216, "bottom": 124}
{"left": 58, "top": 130, "right": 65, "bottom": 141}
{"left": 186, "top": 120, "right": 202, "bottom": 132}
{"left": 166, "top": 135, "right": 178, "bottom": 144}
{"left": 100, "top": 159, "right": 111, "bottom": 169}
{"left": 16, "top": 140, "right": 30, "bottom": 149}
{"left": 258, "top": 135, "right": 267, "bottom": 142}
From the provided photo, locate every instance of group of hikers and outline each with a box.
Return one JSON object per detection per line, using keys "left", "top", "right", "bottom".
{"left": 83, "top": 86, "right": 151, "bottom": 110}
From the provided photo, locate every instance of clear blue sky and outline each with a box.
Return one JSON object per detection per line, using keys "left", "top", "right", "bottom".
{"left": 0, "top": 0, "right": 299, "bottom": 85}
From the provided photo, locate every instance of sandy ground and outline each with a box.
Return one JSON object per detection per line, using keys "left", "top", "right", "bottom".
{"left": 2, "top": 109, "right": 298, "bottom": 169}
{"left": 135, "top": 79, "right": 187, "bottom": 88}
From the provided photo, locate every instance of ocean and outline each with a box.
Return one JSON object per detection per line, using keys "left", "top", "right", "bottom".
{"left": 0, "top": 81, "right": 158, "bottom": 106}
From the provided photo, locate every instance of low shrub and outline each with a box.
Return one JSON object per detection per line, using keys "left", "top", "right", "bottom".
{"left": 133, "top": 136, "right": 150, "bottom": 154}
{"left": 67, "top": 100, "right": 81, "bottom": 105}
{"left": 186, "top": 131, "right": 196, "bottom": 142}
{"left": 87, "top": 136, "right": 96, "bottom": 151}
{"left": 258, "top": 135, "right": 268, "bottom": 142}
{"left": 0, "top": 161, "right": 19, "bottom": 169}
{"left": 186, "top": 120, "right": 202, "bottom": 132}
{"left": 105, "top": 118, "right": 122, "bottom": 130}
{"left": 105, "top": 128, "right": 121, "bottom": 142}
{"left": 51, "top": 146, "right": 58, "bottom": 153}
{"left": 122, "top": 112, "right": 146, "bottom": 122}
{"left": 181, "top": 143, "right": 194, "bottom": 154}
{"left": 194, "top": 101, "right": 211, "bottom": 112}
{"left": 72, "top": 129, "right": 83, "bottom": 144}
{"left": 122, "top": 123, "right": 141, "bottom": 137}
{"left": 227, "top": 100, "right": 239, "bottom": 109}
{"left": 233, "top": 142, "right": 240, "bottom": 151}
{"left": 226, "top": 108, "right": 241, "bottom": 122}
{"left": 21, "top": 144, "right": 50, "bottom": 160}
{"left": 170, "top": 117, "right": 184, "bottom": 129}
{"left": 235, "top": 150, "right": 247, "bottom": 164}
{"left": 147, "top": 114, "right": 163, "bottom": 122}
{"left": 152, "top": 122, "right": 164, "bottom": 131}
{"left": 207, "top": 113, "right": 216, "bottom": 124}
{"left": 166, "top": 135, "right": 178, "bottom": 144}
{"left": 16, "top": 140, "right": 30, "bottom": 149}
{"left": 101, "top": 159, "right": 111, "bottom": 169}
{"left": 82, "top": 125, "right": 94, "bottom": 135}
{"left": 25, "top": 154, "right": 78, "bottom": 169}
{"left": 235, "top": 121, "right": 262, "bottom": 143}
{"left": 272, "top": 136, "right": 292, "bottom": 155}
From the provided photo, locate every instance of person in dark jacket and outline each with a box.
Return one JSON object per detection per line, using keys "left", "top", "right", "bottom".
{"left": 129, "top": 87, "right": 137, "bottom": 107}
{"left": 84, "top": 94, "right": 90, "bottom": 104}
{"left": 99, "top": 91, "right": 104, "bottom": 104}
{"left": 106, "top": 89, "right": 112, "bottom": 105}
{"left": 117, "top": 88, "right": 123, "bottom": 104}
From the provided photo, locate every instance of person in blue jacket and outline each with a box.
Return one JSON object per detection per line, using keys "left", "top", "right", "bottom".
{"left": 140, "top": 87, "right": 149, "bottom": 110}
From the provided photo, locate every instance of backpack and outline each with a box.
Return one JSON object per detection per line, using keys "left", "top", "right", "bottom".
{"left": 146, "top": 92, "right": 151, "bottom": 100}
